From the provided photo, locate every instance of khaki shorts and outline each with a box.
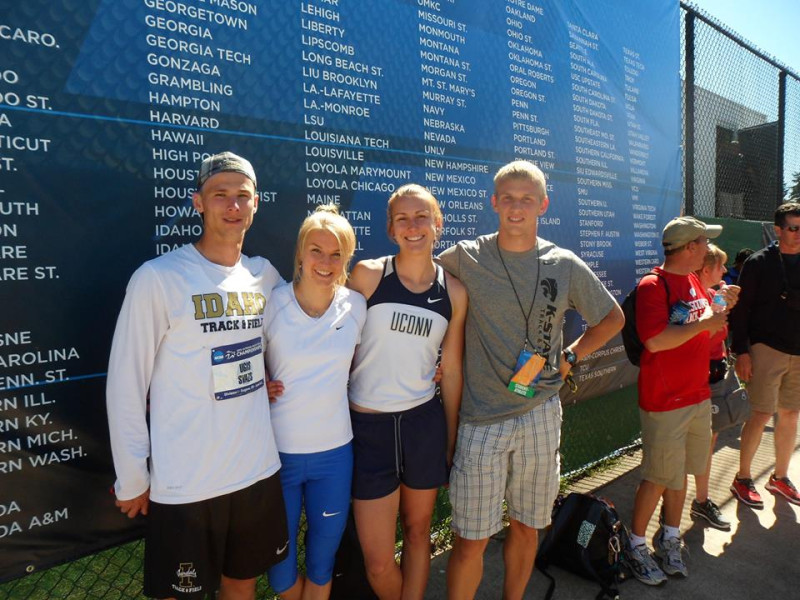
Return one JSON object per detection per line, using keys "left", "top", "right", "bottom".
{"left": 747, "top": 343, "right": 800, "bottom": 413}
{"left": 640, "top": 400, "right": 712, "bottom": 490}
{"left": 449, "top": 395, "right": 562, "bottom": 539}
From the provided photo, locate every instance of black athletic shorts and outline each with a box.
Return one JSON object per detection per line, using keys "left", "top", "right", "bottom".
{"left": 143, "top": 472, "right": 289, "bottom": 599}
{"left": 350, "top": 396, "right": 448, "bottom": 500}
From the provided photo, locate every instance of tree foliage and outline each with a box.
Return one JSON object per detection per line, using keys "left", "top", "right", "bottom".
{"left": 790, "top": 171, "right": 800, "bottom": 202}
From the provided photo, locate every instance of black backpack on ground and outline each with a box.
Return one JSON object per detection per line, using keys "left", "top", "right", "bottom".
{"left": 620, "top": 271, "right": 669, "bottom": 366}
{"left": 536, "top": 492, "right": 628, "bottom": 600}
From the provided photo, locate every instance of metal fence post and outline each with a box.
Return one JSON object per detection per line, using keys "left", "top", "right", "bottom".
{"left": 778, "top": 70, "right": 786, "bottom": 204}
{"left": 684, "top": 10, "right": 695, "bottom": 215}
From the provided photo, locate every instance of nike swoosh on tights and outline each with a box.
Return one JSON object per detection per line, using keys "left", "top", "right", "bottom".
{"left": 322, "top": 511, "right": 341, "bottom": 517}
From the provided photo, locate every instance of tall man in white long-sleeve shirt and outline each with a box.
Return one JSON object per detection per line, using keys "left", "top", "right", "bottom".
{"left": 106, "top": 152, "right": 288, "bottom": 600}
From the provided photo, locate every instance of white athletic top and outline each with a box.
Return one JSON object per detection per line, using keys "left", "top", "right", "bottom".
{"left": 265, "top": 283, "right": 366, "bottom": 454}
{"left": 349, "top": 257, "right": 451, "bottom": 412}
{"left": 107, "top": 244, "right": 283, "bottom": 504}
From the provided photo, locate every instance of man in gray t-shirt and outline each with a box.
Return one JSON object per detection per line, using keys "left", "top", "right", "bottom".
{"left": 437, "top": 160, "right": 623, "bottom": 600}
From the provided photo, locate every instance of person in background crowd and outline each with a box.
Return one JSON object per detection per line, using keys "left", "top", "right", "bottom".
{"left": 438, "top": 161, "right": 624, "bottom": 600}
{"left": 688, "top": 243, "right": 735, "bottom": 531}
{"left": 264, "top": 205, "right": 366, "bottom": 600}
{"left": 107, "top": 152, "right": 289, "bottom": 600}
{"left": 624, "top": 217, "right": 738, "bottom": 586}
{"left": 730, "top": 203, "right": 800, "bottom": 507}
{"left": 347, "top": 184, "right": 468, "bottom": 600}
{"left": 722, "top": 247, "right": 753, "bottom": 285}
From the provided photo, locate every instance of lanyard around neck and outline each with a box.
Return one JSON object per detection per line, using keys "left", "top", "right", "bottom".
{"left": 496, "top": 237, "right": 540, "bottom": 349}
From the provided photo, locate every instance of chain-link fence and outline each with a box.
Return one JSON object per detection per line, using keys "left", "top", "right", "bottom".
{"left": 682, "top": 2, "right": 800, "bottom": 220}
{"left": 786, "top": 76, "right": 800, "bottom": 201}
{"left": 1, "top": 541, "right": 144, "bottom": 600}
{"left": 1, "top": 489, "right": 455, "bottom": 600}
{"left": 3, "top": 539, "right": 283, "bottom": 600}
{"left": 3, "top": 4, "right": 799, "bottom": 599}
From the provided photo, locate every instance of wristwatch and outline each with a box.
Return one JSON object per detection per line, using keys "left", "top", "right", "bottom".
{"left": 563, "top": 349, "right": 578, "bottom": 367}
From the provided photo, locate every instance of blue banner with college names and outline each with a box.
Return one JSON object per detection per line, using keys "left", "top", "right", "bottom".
{"left": 0, "top": 0, "right": 680, "bottom": 580}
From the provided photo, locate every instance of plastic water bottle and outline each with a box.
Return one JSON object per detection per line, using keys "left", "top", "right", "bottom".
{"left": 711, "top": 288, "right": 727, "bottom": 313}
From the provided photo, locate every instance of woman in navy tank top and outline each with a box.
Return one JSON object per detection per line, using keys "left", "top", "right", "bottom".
{"left": 348, "top": 184, "right": 468, "bottom": 599}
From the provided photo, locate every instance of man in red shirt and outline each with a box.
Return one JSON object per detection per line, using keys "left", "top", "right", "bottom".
{"left": 624, "top": 217, "right": 738, "bottom": 585}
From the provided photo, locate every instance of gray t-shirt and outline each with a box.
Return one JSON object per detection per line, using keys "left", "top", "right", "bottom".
{"left": 437, "top": 233, "right": 616, "bottom": 425}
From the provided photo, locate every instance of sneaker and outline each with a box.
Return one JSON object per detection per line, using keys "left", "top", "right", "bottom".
{"left": 765, "top": 474, "right": 800, "bottom": 505}
{"left": 653, "top": 530, "right": 688, "bottom": 577}
{"left": 623, "top": 542, "right": 667, "bottom": 586}
{"left": 690, "top": 499, "right": 731, "bottom": 531}
{"left": 730, "top": 477, "right": 764, "bottom": 508}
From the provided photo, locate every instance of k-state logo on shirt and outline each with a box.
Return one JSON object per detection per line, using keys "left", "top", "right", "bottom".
{"left": 541, "top": 278, "right": 558, "bottom": 301}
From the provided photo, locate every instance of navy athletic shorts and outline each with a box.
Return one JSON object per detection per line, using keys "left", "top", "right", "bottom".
{"left": 350, "top": 396, "right": 448, "bottom": 500}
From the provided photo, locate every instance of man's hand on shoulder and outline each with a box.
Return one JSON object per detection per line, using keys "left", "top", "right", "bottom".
{"left": 115, "top": 489, "right": 150, "bottom": 519}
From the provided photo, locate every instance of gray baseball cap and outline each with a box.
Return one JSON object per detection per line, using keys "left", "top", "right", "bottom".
{"left": 196, "top": 151, "right": 257, "bottom": 189}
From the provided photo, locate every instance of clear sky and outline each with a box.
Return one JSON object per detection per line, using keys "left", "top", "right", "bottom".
{"left": 688, "top": 0, "right": 800, "bottom": 75}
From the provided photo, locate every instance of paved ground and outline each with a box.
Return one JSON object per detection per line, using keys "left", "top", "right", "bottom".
{"left": 424, "top": 420, "right": 800, "bottom": 599}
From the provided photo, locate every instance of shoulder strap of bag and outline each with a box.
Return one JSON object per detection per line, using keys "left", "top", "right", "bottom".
{"left": 578, "top": 500, "right": 622, "bottom": 600}
{"left": 539, "top": 565, "right": 557, "bottom": 600}
{"left": 537, "top": 494, "right": 576, "bottom": 600}
{"left": 651, "top": 270, "right": 671, "bottom": 307}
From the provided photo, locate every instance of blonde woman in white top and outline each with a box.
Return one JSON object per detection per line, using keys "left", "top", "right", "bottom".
{"left": 265, "top": 205, "right": 366, "bottom": 600}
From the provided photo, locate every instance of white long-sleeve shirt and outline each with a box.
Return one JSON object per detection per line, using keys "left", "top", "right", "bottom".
{"left": 106, "top": 244, "right": 283, "bottom": 504}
